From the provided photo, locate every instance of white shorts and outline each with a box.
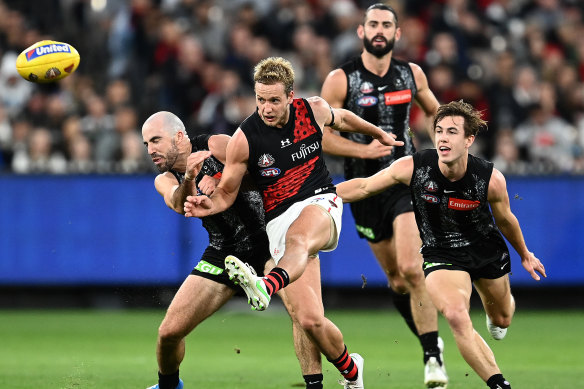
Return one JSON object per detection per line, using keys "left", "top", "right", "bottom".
{"left": 266, "top": 193, "right": 343, "bottom": 263}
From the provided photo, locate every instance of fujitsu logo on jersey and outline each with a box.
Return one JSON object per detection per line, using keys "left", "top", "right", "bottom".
{"left": 291, "top": 141, "right": 319, "bottom": 162}
{"left": 26, "top": 43, "right": 71, "bottom": 61}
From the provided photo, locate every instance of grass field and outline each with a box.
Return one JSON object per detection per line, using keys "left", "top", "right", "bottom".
{"left": 0, "top": 304, "right": 582, "bottom": 388}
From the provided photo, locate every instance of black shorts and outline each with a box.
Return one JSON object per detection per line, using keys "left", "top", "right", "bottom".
{"left": 422, "top": 239, "right": 511, "bottom": 281}
{"left": 190, "top": 233, "right": 271, "bottom": 290}
{"left": 349, "top": 183, "right": 412, "bottom": 243}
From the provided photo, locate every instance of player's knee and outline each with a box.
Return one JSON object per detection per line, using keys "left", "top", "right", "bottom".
{"left": 441, "top": 304, "right": 471, "bottom": 333}
{"left": 386, "top": 268, "right": 408, "bottom": 293}
{"left": 398, "top": 261, "right": 424, "bottom": 285}
{"left": 158, "top": 321, "right": 187, "bottom": 344}
{"left": 490, "top": 312, "right": 512, "bottom": 329}
{"left": 296, "top": 313, "right": 324, "bottom": 335}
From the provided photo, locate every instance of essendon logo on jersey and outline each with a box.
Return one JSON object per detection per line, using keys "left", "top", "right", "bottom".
{"left": 260, "top": 167, "right": 281, "bottom": 177}
{"left": 448, "top": 198, "right": 480, "bottom": 211}
{"left": 258, "top": 153, "right": 275, "bottom": 167}
{"left": 384, "top": 90, "right": 412, "bottom": 105}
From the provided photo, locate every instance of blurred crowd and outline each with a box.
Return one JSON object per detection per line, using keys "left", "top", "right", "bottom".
{"left": 0, "top": 0, "right": 584, "bottom": 175}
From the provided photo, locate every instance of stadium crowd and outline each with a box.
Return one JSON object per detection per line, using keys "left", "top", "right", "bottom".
{"left": 0, "top": 0, "right": 583, "bottom": 175}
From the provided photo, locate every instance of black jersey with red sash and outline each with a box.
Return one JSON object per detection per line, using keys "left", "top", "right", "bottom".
{"left": 240, "top": 98, "right": 335, "bottom": 222}
{"left": 410, "top": 149, "right": 507, "bottom": 252}
{"left": 341, "top": 56, "right": 417, "bottom": 179}
{"left": 170, "top": 135, "right": 266, "bottom": 251}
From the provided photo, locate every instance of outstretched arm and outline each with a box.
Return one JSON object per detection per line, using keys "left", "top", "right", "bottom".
{"left": 488, "top": 168, "right": 547, "bottom": 281}
{"left": 308, "top": 96, "right": 404, "bottom": 148}
{"left": 184, "top": 129, "right": 249, "bottom": 217}
{"left": 320, "top": 69, "right": 394, "bottom": 159}
{"left": 336, "top": 156, "right": 413, "bottom": 203}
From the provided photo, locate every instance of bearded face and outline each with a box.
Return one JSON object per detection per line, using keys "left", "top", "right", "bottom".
{"left": 153, "top": 139, "right": 180, "bottom": 172}
{"left": 363, "top": 33, "right": 395, "bottom": 58}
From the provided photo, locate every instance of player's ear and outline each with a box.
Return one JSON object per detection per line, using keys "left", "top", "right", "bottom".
{"left": 465, "top": 134, "right": 475, "bottom": 149}
{"left": 395, "top": 27, "right": 402, "bottom": 41}
{"left": 357, "top": 24, "right": 365, "bottom": 39}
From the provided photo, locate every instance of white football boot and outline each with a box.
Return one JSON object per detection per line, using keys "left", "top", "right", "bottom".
{"left": 340, "top": 353, "right": 364, "bottom": 389}
{"left": 225, "top": 255, "right": 271, "bottom": 311}
{"left": 486, "top": 314, "right": 508, "bottom": 340}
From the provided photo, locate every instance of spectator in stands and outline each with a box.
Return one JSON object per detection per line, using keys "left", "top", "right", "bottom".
{"left": 12, "top": 127, "right": 67, "bottom": 174}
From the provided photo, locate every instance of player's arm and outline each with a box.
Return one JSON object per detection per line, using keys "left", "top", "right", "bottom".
{"left": 410, "top": 63, "right": 439, "bottom": 144}
{"left": 154, "top": 149, "right": 212, "bottom": 214}
{"left": 184, "top": 129, "right": 248, "bottom": 217}
{"left": 488, "top": 168, "right": 546, "bottom": 281}
{"left": 308, "top": 95, "right": 404, "bottom": 148}
{"left": 320, "top": 69, "right": 393, "bottom": 159}
{"left": 207, "top": 134, "right": 230, "bottom": 164}
{"left": 336, "top": 156, "right": 413, "bottom": 203}
{"left": 154, "top": 172, "right": 195, "bottom": 215}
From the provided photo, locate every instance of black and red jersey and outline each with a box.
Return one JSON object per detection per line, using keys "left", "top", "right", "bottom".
{"left": 240, "top": 98, "right": 335, "bottom": 222}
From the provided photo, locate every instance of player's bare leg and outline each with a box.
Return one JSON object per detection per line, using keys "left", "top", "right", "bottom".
{"left": 275, "top": 259, "right": 323, "bottom": 389}
{"left": 151, "top": 275, "right": 234, "bottom": 389}
{"left": 425, "top": 269, "right": 501, "bottom": 381}
{"left": 475, "top": 275, "right": 515, "bottom": 340}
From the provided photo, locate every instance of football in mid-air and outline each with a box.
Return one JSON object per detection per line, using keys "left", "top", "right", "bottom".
{"left": 15, "top": 40, "right": 80, "bottom": 83}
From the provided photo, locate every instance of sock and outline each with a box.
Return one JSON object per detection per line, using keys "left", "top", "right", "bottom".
{"left": 392, "top": 290, "right": 418, "bottom": 337}
{"left": 419, "top": 331, "right": 440, "bottom": 364}
{"left": 328, "top": 345, "right": 358, "bottom": 381}
{"left": 158, "top": 370, "right": 179, "bottom": 389}
{"left": 303, "top": 373, "right": 324, "bottom": 389}
{"left": 487, "top": 373, "right": 511, "bottom": 389}
{"left": 263, "top": 267, "right": 290, "bottom": 296}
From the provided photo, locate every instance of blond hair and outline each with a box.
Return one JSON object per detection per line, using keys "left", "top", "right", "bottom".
{"left": 253, "top": 57, "right": 295, "bottom": 95}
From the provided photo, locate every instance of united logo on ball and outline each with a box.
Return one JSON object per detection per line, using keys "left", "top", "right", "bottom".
{"left": 15, "top": 40, "right": 80, "bottom": 83}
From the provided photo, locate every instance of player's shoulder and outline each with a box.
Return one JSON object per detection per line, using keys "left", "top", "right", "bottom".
{"left": 306, "top": 95, "right": 328, "bottom": 109}
{"left": 323, "top": 67, "right": 347, "bottom": 84}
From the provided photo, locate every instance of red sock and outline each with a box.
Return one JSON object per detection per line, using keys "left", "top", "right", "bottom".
{"left": 329, "top": 345, "right": 358, "bottom": 381}
{"left": 263, "top": 267, "right": 289, "bottom": 296}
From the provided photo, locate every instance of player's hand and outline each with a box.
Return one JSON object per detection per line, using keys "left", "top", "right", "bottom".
{"left": 362, "top": 139, "right": 393, "bottom": 159}
{"left": 197, "top": 175, "right": 219, "bottom": 196}
{"left": 185, "top": 151, "right": 212, "bottom": 181}
{"left": 376, "top": 131, "right": 404, "bottom": 147}
{"left": 184, "top": 195, "right": 213, "bottom": 218}
{"left": 521, "top": 251, "right": 546, "bottom": 281}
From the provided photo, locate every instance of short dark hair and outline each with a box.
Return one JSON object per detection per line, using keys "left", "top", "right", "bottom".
{"left": 433, "top": 100, "right": 488, "bottom": 137}
{"left": 364, "top": 3, "right": 398, "bottom": 25}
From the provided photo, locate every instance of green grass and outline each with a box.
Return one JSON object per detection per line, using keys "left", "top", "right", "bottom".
{"left": 0, "top": 306, "right": 582, "bottom": 388}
